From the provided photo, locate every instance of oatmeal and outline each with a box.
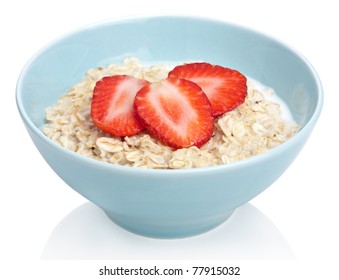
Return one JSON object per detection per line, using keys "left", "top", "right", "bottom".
{"left": 43, "top": 57, "right": 300, "bottom": 169}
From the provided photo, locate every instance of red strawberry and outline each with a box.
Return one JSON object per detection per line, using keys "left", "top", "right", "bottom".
{"left": 168, "top": 62, "right": 247, "bottom": 117}
{"left": 91, "top": 75, "right": 150, "bottom": 136}
{"left": 134, "top": 77, "right": 214, "bottom": 149}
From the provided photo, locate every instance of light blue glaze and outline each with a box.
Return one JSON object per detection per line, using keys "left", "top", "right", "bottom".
{"left": 16, "top": 16, "right": 323, "bottom": 238}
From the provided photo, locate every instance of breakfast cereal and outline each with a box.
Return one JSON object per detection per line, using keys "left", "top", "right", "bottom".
{"left": 43, "top": 58, "right": 300, "bottom": 169}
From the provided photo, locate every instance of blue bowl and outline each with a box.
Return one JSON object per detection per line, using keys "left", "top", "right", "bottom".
{"left": 16, "top": 16, "right": 323, "bottom": 238}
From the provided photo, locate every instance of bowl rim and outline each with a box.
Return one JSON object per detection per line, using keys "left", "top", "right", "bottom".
{"left": 15, "top": 15, "right": 324, "bottom": 176}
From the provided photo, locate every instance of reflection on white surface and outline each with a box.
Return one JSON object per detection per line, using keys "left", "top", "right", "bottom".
{"left": 41, "top": 203, "right": 294, "bottom": 260}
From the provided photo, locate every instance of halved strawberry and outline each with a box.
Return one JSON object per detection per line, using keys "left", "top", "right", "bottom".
{"left": 168, "top": 62, "right": 247, "bottom": 117}
{"left": 91, "top": 75, "right": 150, "bottom": 136}
{"left": 134, "top": 77, "right": 214, "bottom": 149}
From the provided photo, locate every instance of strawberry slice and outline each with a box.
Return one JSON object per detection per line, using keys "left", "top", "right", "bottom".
{"left": 91, "top": 75, "right": 150, "bottom": 136}
{"left": 134, "top": 77, "right": 214, "bottom": 149}
{"left": 168, "top": 62, "right": 247, "bottom": 117}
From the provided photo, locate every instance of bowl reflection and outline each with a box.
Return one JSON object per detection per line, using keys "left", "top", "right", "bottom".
{"left": 42, "top": 202, "right": 294, "bottom": 260}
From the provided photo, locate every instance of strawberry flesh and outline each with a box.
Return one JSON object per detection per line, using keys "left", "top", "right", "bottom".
{"left": 91, "top": 75, "right": 150, "bottom": 136}
{"left": 134, "top": 77, "right": 214, "bottom": 149}
{"left": 168, "top": 62, "right": 247, "bottom": 117}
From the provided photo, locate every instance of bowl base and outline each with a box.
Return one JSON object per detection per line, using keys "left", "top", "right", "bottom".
{"left": 103, "top": 210, "right": 235, "bottom": 239}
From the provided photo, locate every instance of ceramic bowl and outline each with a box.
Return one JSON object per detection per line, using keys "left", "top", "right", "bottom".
{"left": 16, "top": 16, "right": 323, "bottom": 238}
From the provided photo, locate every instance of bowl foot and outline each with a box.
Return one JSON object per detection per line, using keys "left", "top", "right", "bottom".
{"left": 103, "top": 210, "right": 235, "bottom": 239}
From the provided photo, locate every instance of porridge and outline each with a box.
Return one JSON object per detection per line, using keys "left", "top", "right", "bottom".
{"left": 43, "top": 57, "right": 300, "bottom": 169}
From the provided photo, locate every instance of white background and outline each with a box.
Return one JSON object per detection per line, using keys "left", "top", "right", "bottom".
{"left": 1, "top": 0, "right": 338, "bottom": 279}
